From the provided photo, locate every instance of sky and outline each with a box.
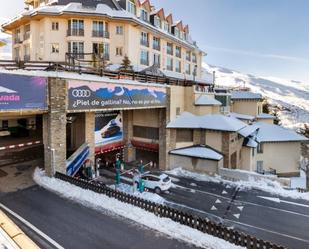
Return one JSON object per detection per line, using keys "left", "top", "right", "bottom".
{"left": 1, "top": 0, "right": 309, "bottom": 82}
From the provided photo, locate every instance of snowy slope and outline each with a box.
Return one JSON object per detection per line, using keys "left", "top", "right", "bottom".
{"left": 0, "top": 18, "right": 12, "bottom": 60}
{"left": 202, "top": 63, "right": 309, "bottom": 130}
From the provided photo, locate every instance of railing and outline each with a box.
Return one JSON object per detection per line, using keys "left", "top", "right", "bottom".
{"left": 55, "top": 172, "right": 287, "bottom": 249}
{"left": 67, "top": 29, "right": 84, "bottom": 36}
{"left": 140, "top": 59, "right": 149, "bottom": 66}
{"left": 23, "top": 32, "right": 30, "bottom": 41}
{"left": 140, "top": 39, "right": 149, "bottom": 47}
{"left": 14, "top": 37, "right": 22, "bottom": 44}
{"left": 153, "top": 44, "right": 161, "bottom": 51}
{"left": 92, "top": 30, "right": 110, "bottom": 38}
{"left": 66, "top": 143, "right": 90, "bottom": 177}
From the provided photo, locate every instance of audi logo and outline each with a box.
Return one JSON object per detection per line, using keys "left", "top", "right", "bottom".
{"left": 72, "top": 89, "right": 91, "bottom": 98}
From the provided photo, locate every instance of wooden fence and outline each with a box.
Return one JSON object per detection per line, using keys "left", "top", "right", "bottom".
{"left": 55, "top": 172, "right": 287, "bottom": 249}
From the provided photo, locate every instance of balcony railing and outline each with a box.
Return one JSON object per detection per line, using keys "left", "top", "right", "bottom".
{"left": 175, "top": 68, "right": 181, "bottom": 73}
{"left": 24, "top": 54, "right": 30, "bottom": 62}
{"left": 167, "top": 65, "right": 173, "bottom": 71}
{"left": 23, "top": 32, "right": 30, "bottom": 41}
{"left": 92, "top": 30, "right": 110, "bottom": 39}
{"left": 176, "top": 52, "right": 181, "bottom": 58}
{"left": 140, "top": 39, "right": 149, "bottom": 47}
{"left": 167, "top": 49, "right": 173, "bottom": 56}
{"left": 67, "top": 29, "right": 84, "bottom": 37}
{"left": 153, "top": 44, "right": 160, "bottom": 51}
{"left": 140, "top": 59, "right": 149, "bottom": 66}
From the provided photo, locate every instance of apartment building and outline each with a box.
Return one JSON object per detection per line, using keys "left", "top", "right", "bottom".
{"left": 2, "top": 0, "right": 205, "bottom": 80}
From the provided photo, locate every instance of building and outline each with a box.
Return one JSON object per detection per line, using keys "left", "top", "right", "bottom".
{"left": 2, "top": 0, "right": 205, "bottom": 81}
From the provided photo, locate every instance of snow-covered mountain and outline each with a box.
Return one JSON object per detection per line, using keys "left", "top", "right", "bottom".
{"left": 202, "top": 63, "right": 309, "bottom": 130}
{"left": 0, "top": 18, "right": 12, "bottom": 60}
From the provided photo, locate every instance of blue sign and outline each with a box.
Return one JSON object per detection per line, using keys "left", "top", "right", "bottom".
{"left": 0, "top": 73, "right": 47, "bottom": 110}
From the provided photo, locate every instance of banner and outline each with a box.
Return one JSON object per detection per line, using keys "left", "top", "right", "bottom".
{"left": 95, "top": 111, "right": 123, "bottom": 148}
{"left": 0, "top": 73, "right": 47, "bottom": 110}
{"left": 68, "top": 80, "right": 166, "bottom": 111}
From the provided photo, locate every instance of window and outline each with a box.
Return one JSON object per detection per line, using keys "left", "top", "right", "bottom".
{"left": 175, "top": 60, "right": 181, "bottom": 73}
{"left": 116, "top": 26, "right": 123, "bottom": 35}
{"left": 174, "top": 28, "right": 180, "bottom": 38}
{"left": 68, "top": 41, "right": 84, "bottom": 58}
{"left": 176, "top": 129, "right": 193, "bottom": 142}
{"left": 140, "top": 50, "right": 149, "bottom": 65}
{"left": 153, "top": 53, "right": 160, "bottom": 67}
{"left": 166, "top": 57, "right": 173, "bottom": 71}
{"left": 154, "top": 16, "right": 161, "bottom": 28}
{"left": 24, "top": 24, "right": 30, "bottom": 40}
{"left": 51, "top": 43, "right": 59, "bottom": 53}
{"left": 24, "top": 45, "right": 30, "bottom": 61}
{"left": 140, "top": 32, "right": 149, "bottom": 47}
{"left": 164, "top": 22, "right": 170, "bottom": 33}
{"left": 127, "top": 0, "right": 136, "bottom": 15}
{"left": 166, "top": 42, "right": 173, "bottom": 55}
{"left": 175, "top": 46, "right": 181, "bottom": 58}
{"left": 256, "top": 161, "right": 264, "bottom": 173}
{"left": 92, "top": 21, "right": 104, "bottom": 37}
{"left": 1, "top": 120, "right": 8, "bottom": 130}
{"left": 176, "top": 107, "right": 181, "bottom": 116}
{"left": 68, "top": 19, "right": 84, "bottom": 36}
{"left": 185, "top": 63, "right": 191, "bottom": 74}
{"left": 186, "top": 51, "right": 191, "bottom": 61}
{"left": 52, "top": 22, "right": 59, "bottom": 31}
{"left": 140, "top": 9, "right": 149, "bottom": 22}
{"left": 192, "top": 53, "right": 197, "bottom": 63}
{"left": 153, "top": 37, "right": 160, "bottom": 50}
{"left": 257, "top": 143, "right": 264, "bottom": 154}
{"left": 133, "top": 126, "right": 159, "bottom": 140}
{"left": 116, "top": 47, "right": 123, "bottom": 56}
{"left": 103, "top": 43, "right": 110, "bottom": 60}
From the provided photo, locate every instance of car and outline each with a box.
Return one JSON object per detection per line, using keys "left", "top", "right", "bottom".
{"left": 101, "top": 121, "right": 121, "bottom": 138}
{"left": 136, "top": 172, "right": 172, "bottom": 194}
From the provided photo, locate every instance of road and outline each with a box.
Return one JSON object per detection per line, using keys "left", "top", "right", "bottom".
{"left": 0, "top": 186, "right": 199, "bottom": 249}
{"left": 162, "top": 174, "right": 309, "bottom": 249}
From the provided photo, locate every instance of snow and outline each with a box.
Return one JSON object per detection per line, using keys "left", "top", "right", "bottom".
{"left": 167, "top": 112, "right": 247, "bottom": 132}
{"left": 253, "top": 122, "right": 308, "bottom": 143}
{"left": 231, "top": 91, "right": 262, "bottom": 100}
{"left": 167, "top": 167, "right": 309, "bottom": 202}
{"left": 170, "top": 146, "right": 223, "bottom": 161}
{"left": 33, "top": 168, "right": 242, "bottom": 249}
{"left": 195, "top": 95, "right": 222, "bottom": 106}
{"left": 238, "top": 125, "right": 259, "bottom": 137}
{"left": 0, "top": 18, "right": 11, "bottom": 60}
{"left": 256, "top": 113, "right": 275, "bottom": 119}
{"left": 203, "top": 63, "right": 309, "bottom": 130}
{"left": 227, "top": 112, "right": 255, "bottom": 121}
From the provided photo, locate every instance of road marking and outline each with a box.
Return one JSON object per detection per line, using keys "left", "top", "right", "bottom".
{"left": 215, "top": 199, "right": 222, "bottom": 204}
{"left": 237, "top": 206, "right": 244, "bottom": 211}
{"left": 0, "top": 203, "right": 65, "bottom": 249}
{"left": 233, "top": 214, "right": 240, "bottom": 219}
{"left": 222, "top": 190, "right": 228, "bottom": 195}
{"left": 258, "top": 196, "right": 309, "bottom": 208}
{"left": 211, "top": 205, "right": 217, "bottom": 211}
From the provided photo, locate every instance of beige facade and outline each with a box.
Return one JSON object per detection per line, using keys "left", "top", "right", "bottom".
{"left": 232, "top": 99, "right": 263, "bottom": 117}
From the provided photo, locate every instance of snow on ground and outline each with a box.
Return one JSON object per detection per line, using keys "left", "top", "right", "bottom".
{"left": 108, "top": 183, "right": 166, "bottom": 204}
{"left": 167, "top": 168, "right": 309, "bottom": 202}
{"left": 33, "top": 168, "right": 242, "bottom": 249}
{"left": 203, "top": 63, "right": 309, "bottom": 130}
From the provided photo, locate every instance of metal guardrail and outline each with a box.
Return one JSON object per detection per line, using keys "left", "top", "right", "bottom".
{"left": 55, "top": 172, "right": 287, "bottom": 249}
{"left": 0, "top": 59, "right": 210, "bottom": 87}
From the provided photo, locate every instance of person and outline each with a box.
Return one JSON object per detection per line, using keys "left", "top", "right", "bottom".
{"left": 138, "top": 160, "right": 144, "bottom": 174}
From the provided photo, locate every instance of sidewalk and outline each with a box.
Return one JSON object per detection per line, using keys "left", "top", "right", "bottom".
{"left": 0, "top": 210, "right": 39, "bottom": 249}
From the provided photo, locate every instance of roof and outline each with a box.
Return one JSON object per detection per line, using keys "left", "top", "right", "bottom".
{"left": 231, "top": 91, "right": 262, "bottom": 100}
{"left": 167, "top": 112, "right": 247, "bottom": 132}
{"left": 169, "top": 145, "right": 223, "bottom": 161}
{"left": 253, "top": 122, "right": 309, "bottom": 143}
{"left": 238, "top": 125, "right": 259, "bottom": 137}
{"left": 228, "top": 112, "right": 255, "bottom": 121}
{"left": 244, "top": 138, "right": 258, "bottom": 148}
{"left": 195, "top": 95, "right": 222, "bottom": 106}
{"left": 257, "top": 113, "right": 276, "bottom": 119}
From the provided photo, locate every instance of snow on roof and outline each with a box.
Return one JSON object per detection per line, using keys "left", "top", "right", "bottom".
{"left": 170, "top": 145, "right": 223, "bottom": 161}
{"left": 238, "top": 125, "right": 259, "bottom": 137}
{"left": 243, "top": 137, "right": 258, "bottom": 148}
{"left": 253, "top": 122, "right": 309, "bottom": 143}
{"left": 228, "top": 112, "right": 255, "bottom": 121}
{"left": 257, "top": 113, "right": 276, "bottom": 119}
{"left": 167, "top": 112, "right": 247, "bottom": 132}
{"left": 231, "top": 91, "right": 262, "bottom": 100}
{"left": 195, "top": 95, "right": 222, "bottom": 106}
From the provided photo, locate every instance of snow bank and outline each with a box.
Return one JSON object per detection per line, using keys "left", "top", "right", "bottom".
{"left": 33, "top": 168, "right": 242, "bottom": 249}
{"left": 167, "top": 168, "right": 309, "bottom": 202}
{"left": 108, "top": 183, "right": 166, "bottom": 204}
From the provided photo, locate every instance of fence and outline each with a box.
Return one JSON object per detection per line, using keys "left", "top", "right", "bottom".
{"left": 55, "top": 172, "right": 287, "bottom": 249}
{"left": 0, "top": 59, "right": 210, "bottom": 88}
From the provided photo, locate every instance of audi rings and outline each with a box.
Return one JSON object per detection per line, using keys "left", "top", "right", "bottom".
{"left": 72, "top": 89, "right": 91, "bottom": 98}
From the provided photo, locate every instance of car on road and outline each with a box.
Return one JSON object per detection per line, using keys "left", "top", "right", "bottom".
{"left": 136, "top": 172, "right": 172, "bottom": 194}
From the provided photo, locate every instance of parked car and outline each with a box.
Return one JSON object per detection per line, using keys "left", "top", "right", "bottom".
{"left": 101, "top": 120, "right": 121, "bottom": 138}
{"left": 136, "top": 172, "right": 172, "bottom": 194}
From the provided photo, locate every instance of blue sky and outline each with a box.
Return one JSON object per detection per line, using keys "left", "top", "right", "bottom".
{"left": 1, "top": 0, "right": 309, "bottom": 82}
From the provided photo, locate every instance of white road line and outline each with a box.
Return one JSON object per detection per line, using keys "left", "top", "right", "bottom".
{"left": 258, "top": 196, "right": 309, "bottom": 208}
{"left": 0, "top": 203, "right": 65, "bottom": 249}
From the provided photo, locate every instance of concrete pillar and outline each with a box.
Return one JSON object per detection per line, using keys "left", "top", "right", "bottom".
{"left": 84, "top": 112, "right": 95, "bottom": 164}
{"left": 222, "top": 132, "right": 230, "bottom": 168}
{"left": 164, "top": 87, "right": 172, "bottom": 170}
{"left": 43, "top": 78, "right": 67, "bottom": 176}
{"left": 193, "top": 129, "right": 205, "bottom": 145}
{"left": 123, "top": 110, "right": 135, "bottom": 162}
{"left": 159, "top": 108, "right": 167, "bottom": 170}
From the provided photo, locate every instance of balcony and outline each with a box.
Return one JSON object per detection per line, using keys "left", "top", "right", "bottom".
{"left": 140, "top": 39, "right": 149, "bottom": 47}
{"left": 92, "top": 30, "right": 110, "bottom": 39}
{"left": 14, "top": 37, "right": 22, "bottom": 44}
{"left": 140, "top": 59, "right": 149, "bottom": 66}
{"left": 153, "top": 44, "right": 161, "bottom": 51}
{"left": 23, "top": 32, "right": 30, "bottom": 41}
{"left": 67, "top": 29, "right": 84, "bottom": 37}
{"left": 24, "top": 54, "right": 30, "bottom": 62}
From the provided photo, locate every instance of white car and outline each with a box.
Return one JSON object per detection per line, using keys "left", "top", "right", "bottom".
{"left": 138, "top": 172, "right": 172, "bottom": 194}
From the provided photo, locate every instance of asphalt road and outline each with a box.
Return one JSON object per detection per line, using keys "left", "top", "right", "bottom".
{"left": 0, "top": 186, "right": 200, "bottom": 249}
{"left": 162, "top": 174, "right": 309, "bottom": 249}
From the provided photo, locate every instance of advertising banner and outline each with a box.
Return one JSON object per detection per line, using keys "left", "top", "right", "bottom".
{"left": 0, "top": 73, "right": 47, "bottom": 110}
{"left": 68, "top": 80, "right": 166, "bottom": 111}
{"left": 95, "top": 111, "right": 123, "bottom": 149}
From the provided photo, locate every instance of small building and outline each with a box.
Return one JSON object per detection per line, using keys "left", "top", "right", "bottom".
{"left": 231, "top": 91, "right": 263, "bottom": 117}
{"left": 256, "top": 113, "right": 276, "bottom": 124}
